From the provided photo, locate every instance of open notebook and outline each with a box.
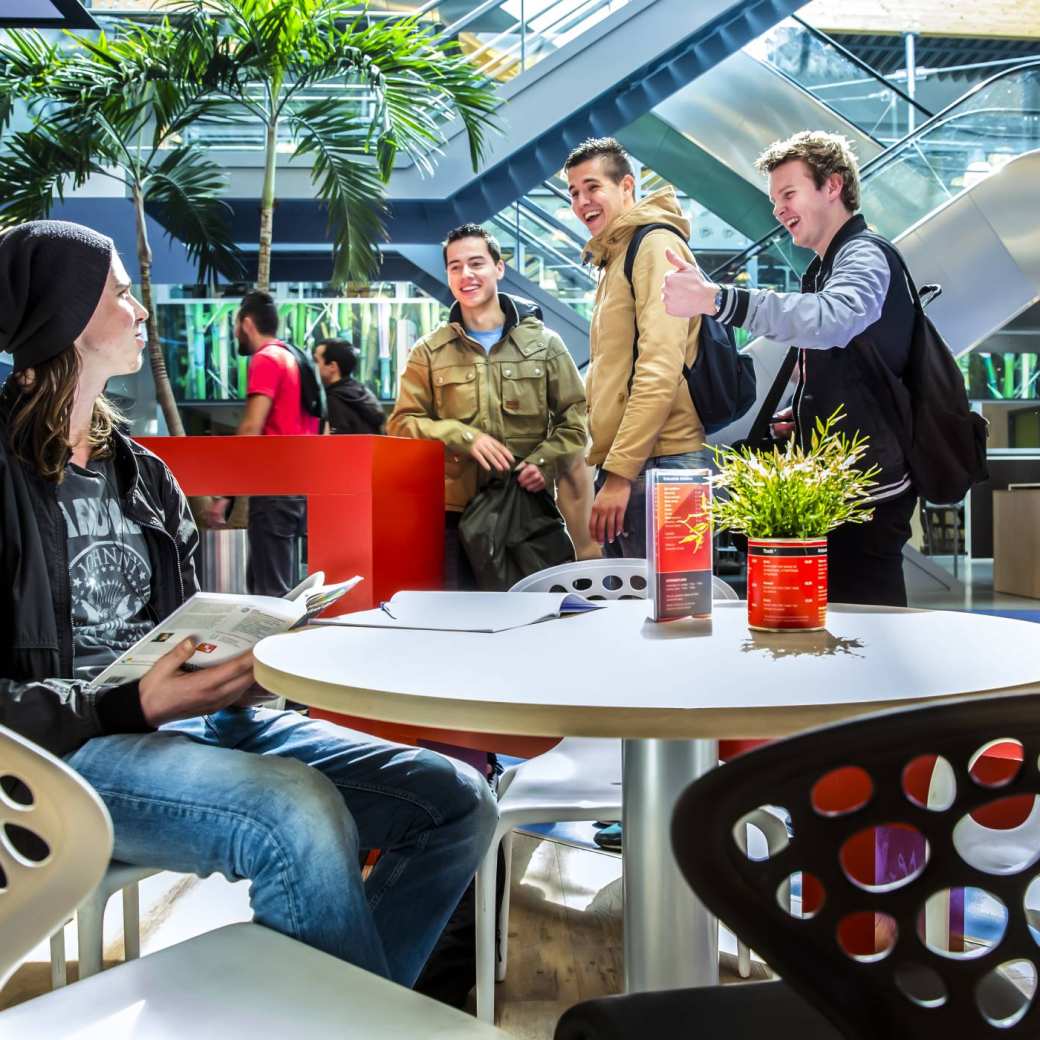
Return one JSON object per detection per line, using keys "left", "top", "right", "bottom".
{"left": 320, "top": 590, "right": 603, "bottom": 633}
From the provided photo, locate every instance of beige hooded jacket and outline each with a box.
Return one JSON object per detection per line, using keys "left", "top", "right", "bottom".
{"left": 583, "top": 188, "right": 705, "bottom": 480}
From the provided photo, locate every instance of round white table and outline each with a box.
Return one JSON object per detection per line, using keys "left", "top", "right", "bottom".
{"left": 254, "top": 600, "right": 1040, "bottom": 993}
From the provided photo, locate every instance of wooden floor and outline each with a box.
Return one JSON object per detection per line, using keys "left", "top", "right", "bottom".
{"left": 1, "top": 832, "right": 767, "bottom": 1036}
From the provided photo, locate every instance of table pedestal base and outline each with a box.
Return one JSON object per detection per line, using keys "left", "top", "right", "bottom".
{"left": 622, "top": 738, "right": 719, "bottom": 992}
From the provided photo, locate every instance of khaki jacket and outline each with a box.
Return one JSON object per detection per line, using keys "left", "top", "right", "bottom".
{"left": 584, "top": 188, "right": 705, "bottom": 480}
{"left": 388, "top": 294, "right": 588, "bottom": 512}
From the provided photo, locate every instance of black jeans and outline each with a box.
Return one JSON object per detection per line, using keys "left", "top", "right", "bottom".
{"left": 827, "top": 491, "right": 916, "bottom": 607}
{"left": 247, "top": 495, "right": 307, "bottom": 597}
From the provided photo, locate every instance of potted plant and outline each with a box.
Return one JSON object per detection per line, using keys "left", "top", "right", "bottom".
{"left": 712, "top": 409, "right": 879, "bottom": 631}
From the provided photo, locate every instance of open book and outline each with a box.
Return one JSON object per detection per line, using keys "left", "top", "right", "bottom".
{"left": 90, "top": 573, "right": 362, "bottom": 687}
{"left": 320, "top": 590, "right": 602, "bottom": 633}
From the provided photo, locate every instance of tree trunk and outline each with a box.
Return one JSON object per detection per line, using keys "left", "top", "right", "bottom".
{"left": 134, "top": 186, "right": 185, "bottom": 437}
{"left": 256, "top": 116, "right": 278, "bottom": 291}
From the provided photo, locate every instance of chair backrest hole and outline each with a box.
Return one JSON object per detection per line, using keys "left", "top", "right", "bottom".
{"left": 630, "top": 574, "right": 647, "bottom": 591}
{"left": 732, "top": 805, "right": 790, "bottom": 861}
{"left": 969, "top": 738, "right": 1023, "bottom": 788}
{"left": 976, "top": 959, "right": 1036, "bottom": 1028}
{"left": 917, "top": 887, "right": 1007, "bottom": 959}
{"left": 903, "top": 754, "right": 956, "bottom": 811}
{"left": 2, "top": 822, "right": 50, "bottom": 865}
{"left": 954, "top": 795, "right": 1040, "bottom": 875}
{"left": 838, "top": 911, "right": 897, "bottom": 963}
{"left": 548, "top": 584, "right": 568, "bottom": 594}
{"left": 778, "top": 871, "right": 824, "bottom": 919}
{"left": 602, "top": 575, "right": 623, "bottom": 592}
{"left": 811, "top": 765, "right": 873, "bottom": 817}
{"left": 0, "top": 862, "right": 6, "bottom": 891}
{"left": 0, "top": 774, "right": 33, "bottom": 809}
{"left": 894, "top": 962, "right": 948, "bottom": 1008}
{"left": 571, "top": 578, "right": 592, "bottom": 591}
{"left": 840, "top": 823, "right": 928, "bottom": 892}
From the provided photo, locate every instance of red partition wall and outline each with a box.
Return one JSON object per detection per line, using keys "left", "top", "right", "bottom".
{"left": 140, "top": 433, "right": 560, "bottom": 758}
{"left": 138, "top": 434, "right": 445, "bottom": 614}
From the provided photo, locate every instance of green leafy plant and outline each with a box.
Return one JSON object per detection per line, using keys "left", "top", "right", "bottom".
{"left": 174, "top": 0, "right": 500, "bottom": 289}
{"left": 712, "top": 409, "right": 880, "bottom": 539}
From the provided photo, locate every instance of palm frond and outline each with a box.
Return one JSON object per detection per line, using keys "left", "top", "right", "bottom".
{"left": 0, "top": 125, "right": 102, "bottom": 226}
{"left": 288, "top": 102, "right": 386, "bottom": 285}
{"left": 144, "top": 147, "right": 244, "bottom": 282}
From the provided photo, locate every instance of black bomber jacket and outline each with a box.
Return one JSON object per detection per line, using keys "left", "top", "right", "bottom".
{"left": 0, "top": 383, "right": 198, "bottom": 756}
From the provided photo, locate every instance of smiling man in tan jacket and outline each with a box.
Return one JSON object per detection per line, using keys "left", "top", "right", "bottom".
{"left": 566, "top": 137, "right": 712, "bottom": 558}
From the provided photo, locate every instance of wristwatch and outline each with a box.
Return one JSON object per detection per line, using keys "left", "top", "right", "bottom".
{"left": 712, "top": 285, "right": 724, "bottom": 317}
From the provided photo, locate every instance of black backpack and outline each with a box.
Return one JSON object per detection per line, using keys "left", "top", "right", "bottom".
{"left": 283, "top": 341, "right": 326, "bottom": 421}
{"left": 624, "top": 223, "right": 756, "bottom": 435}
{"left": 857, "top": 231, "right": 988, "bottom": 504}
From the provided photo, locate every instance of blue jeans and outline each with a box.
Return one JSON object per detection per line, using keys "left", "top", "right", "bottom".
{"left": 596, "top": 448, "right": 714, "bottom": 559}
{"left": 66, "top": 707, "right": 498, "bottom": 987}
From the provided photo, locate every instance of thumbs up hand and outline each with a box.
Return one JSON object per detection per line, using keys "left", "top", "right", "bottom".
{"left": 661, "top": 248, "right": 720, "bottom": 318}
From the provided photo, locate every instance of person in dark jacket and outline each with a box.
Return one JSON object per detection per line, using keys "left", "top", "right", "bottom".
{"left": 662, "top": 131, "right": 917, "bottom": 607}
{"left": 0, "top": 220, "right": 496, "bottom": 988}
{"left": 313, "top": 338, "right": 386, "bottom": 435}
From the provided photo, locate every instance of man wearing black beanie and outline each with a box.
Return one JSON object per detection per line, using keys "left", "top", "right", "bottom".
{"left": 0, "top": 220, "right": 497, "bottom": 989}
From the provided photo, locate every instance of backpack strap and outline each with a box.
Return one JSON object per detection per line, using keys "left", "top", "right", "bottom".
{"left": 624, "top": 222, "right": 688, "bottom": 390}
{"left": 741, "top": 347, "right": 798, "bottom": 449}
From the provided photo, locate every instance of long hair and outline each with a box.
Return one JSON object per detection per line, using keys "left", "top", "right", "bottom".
{"left": 7, "top": 347, "right": 124, "bottom": 483}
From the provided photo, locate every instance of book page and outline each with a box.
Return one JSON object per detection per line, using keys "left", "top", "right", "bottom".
{"left": 91, "top": 592, "right": 303, "bottom": 687}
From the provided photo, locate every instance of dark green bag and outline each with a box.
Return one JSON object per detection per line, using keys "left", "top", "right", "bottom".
{"left": 458, "top": 475, "right": 575, "bottom": 592}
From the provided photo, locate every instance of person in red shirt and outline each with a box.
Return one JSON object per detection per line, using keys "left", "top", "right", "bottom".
{"left": 205, "top": 291, "right": 318, "bottom": 595}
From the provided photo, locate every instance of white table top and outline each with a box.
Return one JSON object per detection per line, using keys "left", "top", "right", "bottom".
{"left": 254, "top": 601, "right": 1040, "bottom": 739}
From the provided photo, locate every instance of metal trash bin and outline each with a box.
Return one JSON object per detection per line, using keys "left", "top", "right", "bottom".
{"left": 199, "top": 529, "right": 249, "bottom": 594}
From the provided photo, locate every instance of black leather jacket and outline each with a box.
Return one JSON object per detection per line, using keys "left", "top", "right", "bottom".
{"left": 0, "top": 384, "right": 198, "bottom": 756}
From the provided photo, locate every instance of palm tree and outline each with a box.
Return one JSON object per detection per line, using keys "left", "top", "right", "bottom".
{"left": 0, "top": 22, "right": 242, "bottom": 436}
{"left": 176, "top": 0, "right": 499, "bottom": 290}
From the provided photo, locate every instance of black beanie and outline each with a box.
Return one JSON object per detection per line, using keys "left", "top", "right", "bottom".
{"left": 0, "top": 220, "right": 114, "bottom": 372}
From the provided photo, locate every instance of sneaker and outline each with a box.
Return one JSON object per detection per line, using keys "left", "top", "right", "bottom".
{"left": 593, "top": 822, "right": 622, "bottom": 850}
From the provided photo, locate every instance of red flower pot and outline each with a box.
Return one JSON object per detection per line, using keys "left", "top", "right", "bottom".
{"left": 747, "top": 537, "right": 828, "bottom": 631}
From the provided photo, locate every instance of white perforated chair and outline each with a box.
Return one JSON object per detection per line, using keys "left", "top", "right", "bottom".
{"left": 0, "top": 726, "right": 112, "bottom": 993}
{"left": 0, "top": 723, "right": 510, "bottom": 1039}
{"left": 48, "top": 861, "right": 160, "bottom": 987}
{"left": 474, "top": 561, "right": 740, "bottom": 1023}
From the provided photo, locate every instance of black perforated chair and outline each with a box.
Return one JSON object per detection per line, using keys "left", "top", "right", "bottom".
{"left": 556, "top": 691, "right": 1040, "bottom": 1039}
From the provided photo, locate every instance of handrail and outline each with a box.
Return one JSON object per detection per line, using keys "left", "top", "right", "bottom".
{"left": 516, "top": 197, "right": 587, "bottom": 253}
{"left": 789, "top": 14, "right": 933, "bottom": 120}
{"left": 708, "top": 57, "right": 1040, "bottom": 281}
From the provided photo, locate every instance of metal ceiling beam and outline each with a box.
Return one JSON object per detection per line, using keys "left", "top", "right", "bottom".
{"left": 0, "top": 0, "right": 98, "bottom": 30}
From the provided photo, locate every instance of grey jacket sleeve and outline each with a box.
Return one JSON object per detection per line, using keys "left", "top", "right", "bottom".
{"left": 716, "top": 238, "right": 891, "bottom": 349}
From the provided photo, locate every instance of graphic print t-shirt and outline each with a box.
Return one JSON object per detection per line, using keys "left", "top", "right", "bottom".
{"left": 58, "top": 460, "right": 154, "bottom": 681}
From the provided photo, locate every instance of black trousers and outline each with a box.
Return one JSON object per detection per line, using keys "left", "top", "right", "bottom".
{"left": 826, "top": 491, "right": 916, "bottom": 607}
{"left": 247, "top": 495, "right": 307, "bottom": 597}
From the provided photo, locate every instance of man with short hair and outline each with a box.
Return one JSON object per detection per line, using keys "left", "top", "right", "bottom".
{"left": 662, "top": 130, "right": 917, "bottom": 606}
{"left": 388, "top": 223, "right": 587, "bottom": 590}
{"left": 205, "top": 290, "right": 318, "bottom": 597}
{"left": 313, "top": 338, "right": 385, "bottom": 435}
{"left": 565, "top": 136, "right": 712, "bottom": 558}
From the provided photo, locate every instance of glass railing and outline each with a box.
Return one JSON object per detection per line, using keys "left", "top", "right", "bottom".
{"left": 709, "top": 60, "right": 1040, "bottom": 293}
{"left": 746, "top": 15, "right": 932, "bottom": 147}
{"left": 488, "top": 184, "right": 596, "bottom": 318}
